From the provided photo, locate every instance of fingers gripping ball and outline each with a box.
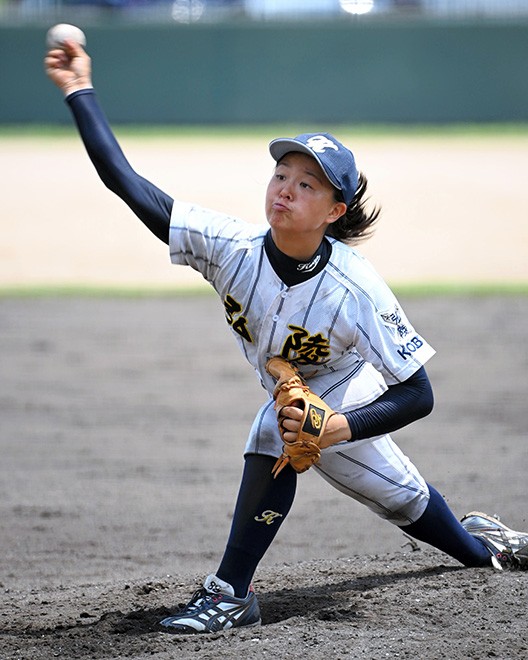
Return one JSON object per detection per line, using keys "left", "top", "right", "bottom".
{"left": 266, "top": 357, "right": 336, "bottom": 478}
{"left": 46, "top": 24, "right": 86, "bottom": 50}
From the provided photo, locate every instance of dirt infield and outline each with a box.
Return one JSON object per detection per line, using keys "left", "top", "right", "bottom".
{"left": 1, "top": 294, "right": 527, "bottom": 659}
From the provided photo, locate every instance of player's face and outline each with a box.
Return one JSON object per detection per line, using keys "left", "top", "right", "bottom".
{"left": 265, "top": 152, "right": 346, "bottom": 256}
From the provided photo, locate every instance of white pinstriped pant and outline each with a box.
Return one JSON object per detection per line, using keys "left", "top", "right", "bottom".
{"left": 246, "top": 399, "right": 430, "bottom": 526}
{"left": 314, "top": 436, "right": 429, "bottom": 525}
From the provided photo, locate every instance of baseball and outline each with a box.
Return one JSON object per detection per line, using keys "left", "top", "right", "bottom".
{"left": 46, "top": 24, "right": 86, "bottom": 50}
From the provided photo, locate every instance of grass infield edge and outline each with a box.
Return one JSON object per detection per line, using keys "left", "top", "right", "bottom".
{"left": 1, "top": 282, "right": 527, "bottom": 299}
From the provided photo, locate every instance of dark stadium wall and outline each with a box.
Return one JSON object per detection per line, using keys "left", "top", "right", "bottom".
{"left": 1, "top": 20, "right": 527, "bottom": 125}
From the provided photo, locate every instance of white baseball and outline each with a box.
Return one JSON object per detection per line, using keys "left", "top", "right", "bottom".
{"left": 46, "top": 24, "right": 86, "bottom": 50}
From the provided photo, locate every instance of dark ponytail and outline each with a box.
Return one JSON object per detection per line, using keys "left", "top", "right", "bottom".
{"left": 326, "top": 172, "right": 380, "bottom": 244}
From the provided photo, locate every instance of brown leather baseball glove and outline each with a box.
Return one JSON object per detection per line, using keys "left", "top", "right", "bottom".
{"left": 266, "top": 356, "right": 336, "bottom": 478}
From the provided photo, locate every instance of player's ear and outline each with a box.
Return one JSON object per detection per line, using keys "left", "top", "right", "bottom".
{"left": 326, "top": 202, "right": 347, "bottom": 225}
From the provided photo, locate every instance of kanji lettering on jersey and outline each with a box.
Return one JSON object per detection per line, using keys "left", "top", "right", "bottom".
{"left": 281, "top": 324, "right": 330, "bottom": 364}
{"left": 224, "top": 294, "right": 253, "bottom": 343}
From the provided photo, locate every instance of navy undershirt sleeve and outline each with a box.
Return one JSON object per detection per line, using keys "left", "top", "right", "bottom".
{"left": 66, "top": 89, "right": 172, "bottom": 245}
{"left": 343, "top": 366, "right": 433, "bottom": 440}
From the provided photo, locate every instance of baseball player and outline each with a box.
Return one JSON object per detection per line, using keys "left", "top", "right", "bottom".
{"left": 45, "top": 41, "right": 528, "bottom": 635}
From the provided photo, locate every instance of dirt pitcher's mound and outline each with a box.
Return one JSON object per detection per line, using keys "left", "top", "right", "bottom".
{"left": 1, "top": 554, "right": 526, "bottom": 659}
{"left": 1, "top": 295, "right": 527, "bottom": 659}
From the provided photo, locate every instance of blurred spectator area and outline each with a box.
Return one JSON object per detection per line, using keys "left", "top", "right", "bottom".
{"left": 2, "top": 1, "right": 528, "bottom": 23}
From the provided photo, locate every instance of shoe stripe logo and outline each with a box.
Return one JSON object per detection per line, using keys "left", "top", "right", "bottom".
{"left": 205, "top": 604, "right": 252, "bottom": 631}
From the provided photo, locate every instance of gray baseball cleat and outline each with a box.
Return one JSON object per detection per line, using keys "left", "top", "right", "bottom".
{"left": 159, "top": 574, "right": 261, "bottom": 634}
{"left": 461, "top": 511, "right": 528, "bottom": 570}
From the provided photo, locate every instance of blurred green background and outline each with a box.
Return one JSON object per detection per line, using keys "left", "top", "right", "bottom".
{"left": 1, "top": 1, "right": 528, "bottom": 125}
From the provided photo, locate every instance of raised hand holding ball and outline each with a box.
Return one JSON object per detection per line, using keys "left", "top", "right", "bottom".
{"left": 44, "top": 26, "right": 91, "bottom": 97}
{"left": 46, "top": 24, "right": 86, "bottom": 50}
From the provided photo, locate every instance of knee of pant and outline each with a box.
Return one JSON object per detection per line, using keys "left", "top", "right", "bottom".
{"left": 375, "top": 487, "right": 430, "bottom": 526}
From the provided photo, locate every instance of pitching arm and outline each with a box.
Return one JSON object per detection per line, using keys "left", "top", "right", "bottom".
{"left": 67, "top": 89, "right": 172, "bottom": 244}
{"left": 45, "top": 41, "right": 172, "bottom": 245}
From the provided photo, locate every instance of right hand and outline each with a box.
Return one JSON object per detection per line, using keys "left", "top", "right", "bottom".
{"left": 279, "top": 406, "right": 352, "bottom": 449}
{"left": 44, "top": 40, "right": 92, "bottom": 97}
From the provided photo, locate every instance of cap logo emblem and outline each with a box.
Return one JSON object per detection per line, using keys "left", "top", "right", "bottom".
{"left": 305, "top": 135, "right": 339, "bottom": 153}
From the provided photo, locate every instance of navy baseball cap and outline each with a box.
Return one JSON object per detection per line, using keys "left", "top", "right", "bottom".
{"left": 269, "top": 133, "right": 359, "bottom": 206}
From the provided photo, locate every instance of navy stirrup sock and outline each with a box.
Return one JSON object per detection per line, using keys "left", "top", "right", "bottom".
{"left": 216, "top": 454, "right": 297, "bottom": 597}
{"left": 218, "top": 474, "right": 491, "bottom": 597}
{"left": 404, "top": 484, "right": 491, "bottom": 567}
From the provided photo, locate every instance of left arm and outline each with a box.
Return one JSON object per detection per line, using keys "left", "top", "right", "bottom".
{"left": 343, "top": 365, "right": 433, "bottom": 440}
{"left": 281, "top": 366, "right": 433, "bottom": 448}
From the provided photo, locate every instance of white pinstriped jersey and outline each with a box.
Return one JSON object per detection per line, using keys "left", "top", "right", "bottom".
{"left": 169, "top": 201, "right": 435, "bottom": 421}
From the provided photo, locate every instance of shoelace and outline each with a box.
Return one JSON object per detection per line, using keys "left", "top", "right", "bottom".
{"left": 487, "top": 527, "right": 527, "bottom": 554}
{"left": 184, "top": 587, "right": 221, "bottom": 613}
{"left": 490, "top": 529, "right": 528, "bottom": 568}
